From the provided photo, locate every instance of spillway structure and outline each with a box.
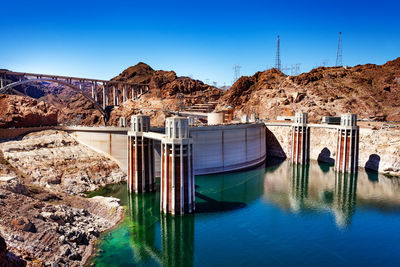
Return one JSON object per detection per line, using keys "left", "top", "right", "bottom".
{"left": 335, "top": 113, "right": 359, "bottom": 173}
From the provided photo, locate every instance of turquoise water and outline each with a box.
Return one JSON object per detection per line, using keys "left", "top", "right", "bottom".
{"left": 90, "top": 159, "right": 400, "bottom": 266}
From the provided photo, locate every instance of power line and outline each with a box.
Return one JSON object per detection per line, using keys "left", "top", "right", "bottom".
{"left": 336, "top": 32, "right": 343, "bottom": 67}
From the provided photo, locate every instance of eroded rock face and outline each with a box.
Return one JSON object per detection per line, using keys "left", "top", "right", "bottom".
{"left": 0, "top": 130, "right": 125, "bottom": 266}
{"left": 0, "top": 234, "right": 26, "bottom": 267}
{"left": 0, "top": 130, "right": 125, "bottom": 194}
{"left": 0, "top": 94, "right": 58, "bottom": 128}
{"left": 217, "top": 57, "right": 400, "bottom": 122}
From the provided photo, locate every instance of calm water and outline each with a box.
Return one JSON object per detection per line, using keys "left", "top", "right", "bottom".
{"left": 90, "top": 159, "right": 400, "bottom": 267}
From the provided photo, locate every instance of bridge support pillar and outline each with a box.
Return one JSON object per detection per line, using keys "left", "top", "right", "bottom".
{"left": 335, "top": 113, "right": 359, "bottom": 173}
{"left": 127, "top": 115, "right": 155, "bottom": 193}
{"left": 161, "top": 116, "right": 195, "bottom": 215}
{"left": 291, "top": 112, "right": 310, "bottom": 165}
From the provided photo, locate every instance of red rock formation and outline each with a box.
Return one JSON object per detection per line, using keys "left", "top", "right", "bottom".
{"left": 0, "top": 95, "right": 58, "bottom": 128}
{"left": 217, "top": 58, "right": 400, "bottom": 122}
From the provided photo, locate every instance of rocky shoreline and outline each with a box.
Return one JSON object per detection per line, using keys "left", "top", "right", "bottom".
{"left": 0, "top": 130, "right": 127, "bottom": 266}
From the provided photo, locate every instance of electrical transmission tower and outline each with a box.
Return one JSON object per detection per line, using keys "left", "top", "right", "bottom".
{"left": 275, "top": 35, "right": 281, "bottom": 71}
{"left": 233, "top": 64, "right": 241, "bottom": 83}
{"left": 336, "top": 32, "right": 343, "bottom": 67}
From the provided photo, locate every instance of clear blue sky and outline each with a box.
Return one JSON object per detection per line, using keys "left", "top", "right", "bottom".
{"left": 1, "top": 0, "right": 399, "bottom": 86}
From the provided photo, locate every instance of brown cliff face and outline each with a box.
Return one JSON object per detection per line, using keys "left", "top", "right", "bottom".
{"left": 107, "top": 62, "right": 223, "bottom": 126}
{"left": 2, "top": 63, "right": 223, "bottom": 127}
{"left": 218, "top": 58, "right": 400, "bottom": 122}
{"left": 0, "top": 95, "right": 58, "bottom": 128}
{"left": 111, "top": 62, "right": 222, "bottom": 98}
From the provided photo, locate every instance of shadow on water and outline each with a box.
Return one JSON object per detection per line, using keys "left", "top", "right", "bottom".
{"left": 195, "top": 192, "right": 247, "bottom": 213}
{"left": 365, "top": 154, "right": 381, "bottom": 182}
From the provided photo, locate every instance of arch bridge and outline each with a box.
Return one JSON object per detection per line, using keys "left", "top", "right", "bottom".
{"left": 0, "top": 70, "right": 150, "bottom": 124}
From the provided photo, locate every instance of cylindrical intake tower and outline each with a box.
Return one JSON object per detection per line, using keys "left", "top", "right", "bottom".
{"left": 335, "top": 113, "right": 359, "bottom": 173}
{"left": 291, "top": 112, "right": 310, "bottom": 165}
{"left": 127, "top": 115, "right": 155, "bottom": 193}
{"left": 161, "top": 116, "right": 195, "bottom": 215}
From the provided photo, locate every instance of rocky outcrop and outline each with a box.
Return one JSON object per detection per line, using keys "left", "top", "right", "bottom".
{"left": 0, "top": 178, "right": 123, "bottom": 266}
{"left": 0, "top": 130, "right": 125, "bottom": 194}
{"left": 0, "top": 234, "right": 26, "bottom": 267}
{"left": 218, "top": 57, "right": 400, "bottom": 122}
{"left": 0, "top": 130, "right": 125, "bottom": 266}
{"left": 0, "top": 95, "right": 58, "bottom": 128}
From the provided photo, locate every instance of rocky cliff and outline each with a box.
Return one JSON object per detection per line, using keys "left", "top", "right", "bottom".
{"left": 0, "top": 130, "right": 125, "bottom": 265}
{"left": 107, "top": 62, "right": 223, "bottom": 126}
{"left": 218, "top": 58, "right": 400, "bottom": 122}
{"left": 0, "top": 130, "right": 125, "bottom": 194}
{"left": 0, "top": 95, "right": 58, "bottom": 128}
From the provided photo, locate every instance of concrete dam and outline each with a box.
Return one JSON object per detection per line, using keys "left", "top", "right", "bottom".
{"left": 2, "top": 112, "right": 366, "bottom": 214}
{"left": 64, "top": 122, "right": 267, "bottom": 177}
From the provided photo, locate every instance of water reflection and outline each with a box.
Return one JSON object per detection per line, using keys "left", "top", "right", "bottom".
{"left": 127, "top": 193, "right": 194, "bottom": 267}
{"left": 264, "top": 159, "right": 400, "bottom": 228}
{"left": 161, "top": 215, "right": 194, "bottom": 267}
{"left": 289, "top": 164, "right": 309, "bottom": 212}
{"left": 127, "top": 193, "right": 160, "bottom": 263}
{"left": 333, "top": 172, "right": 357, "bottom": 227}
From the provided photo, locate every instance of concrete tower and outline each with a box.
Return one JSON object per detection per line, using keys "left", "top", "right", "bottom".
{"left": 335, "top": 113, "right": 359, "bottom": 173}
{"left": 291, "top": 112, "right": 310, "bottom": 164}
{"left": 161, "top": 116, "right": 195, "bottom": 214}
{"left": 127, "top": 115, "right": 155, "bottom": 193}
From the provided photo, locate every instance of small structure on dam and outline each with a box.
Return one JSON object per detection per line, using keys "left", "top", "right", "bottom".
{"left": 335, "top": 113, "right": 359, "bottom": 173}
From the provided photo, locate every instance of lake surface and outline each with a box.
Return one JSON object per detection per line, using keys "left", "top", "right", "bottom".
{"left": 90, "top": 159, "right": 400, "bottom": 267}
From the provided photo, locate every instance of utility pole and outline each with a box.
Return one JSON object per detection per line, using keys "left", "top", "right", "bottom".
{"left": 336, "top": 32, "right": 343, "bottom": 67}
{"left": 275, "top": 35, "right": 281, "bottom": 71}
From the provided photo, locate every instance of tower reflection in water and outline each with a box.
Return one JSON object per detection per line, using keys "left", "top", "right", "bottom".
{"left": 288, "top": 163, "right": 358, "bottom": 228}
{"left": 127, "top": 193, "right": 194, "bottom": 267}
{"left": 289, "top": 164, "right": 310, "bottom": 212}
{"left": 333, "top": 172, "right": 358, "bottom": 227}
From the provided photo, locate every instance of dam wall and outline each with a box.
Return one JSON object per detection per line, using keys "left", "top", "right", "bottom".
{"left": 266, "top": 124, "right": 400, "bottom": 176}
{"left": 61, "top": 124, "right": 267, "bottom": 176}
{"left": 191, "top": 123, "right": 266, "bottom": 175}
{"left": 63, "top": 127, "right": 129, "bottom": 173}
